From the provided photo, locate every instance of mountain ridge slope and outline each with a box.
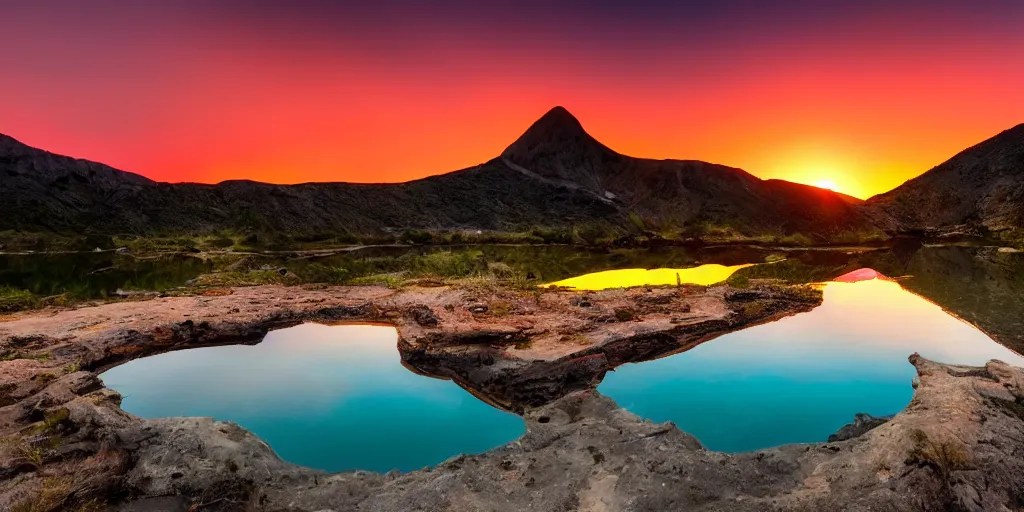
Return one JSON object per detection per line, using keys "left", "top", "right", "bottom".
{"left": 0, "top": 108, "right": 891, "bottom": 239}
{"left": 864, "top": 124, "right": 1024, "bottom": 233}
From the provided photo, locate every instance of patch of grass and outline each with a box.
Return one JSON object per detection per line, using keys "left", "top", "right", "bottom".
{"left": 347, "top": 273, "right": 407, "bottom": 289}
{"left": 487, "top": 262, "right": 515, "bottom": 278}
{"left": 776, "top": 233, "right": 815, "bottom": 247}
{"left": 39, "top": 293, "right": 74, "bottom": 308}
{"left": 188, "top": 269, "right": 298, "bottom": 287}
{"left": 741, "top": 302, "right": 766, "bottom": 317}
{"left": 41, "top": 408, "right": 71, "bottom": 434}
{"left": 18, "top": 444, "right": 45, "bottom": 467}
{"left": 62, "top": 362, "right": 81, "bottom": 374}
{"left": 0, "top": 286, "right": 36, "bottom": 313}
{"left": 33, "top": 372, "right": 57, "bottom": 385}
{"left": 11, "top": 475, "right": 74, "bottom": 512}
{"left": 729, "top": 274, "right": 751, "bottom": 289}
{"left": 399, "top": 229, "right": 433, "bottom": 245}
{"left": 767, "top": 283, "right": 822, "bottom": 302}
{"left": 415, "top": 251, "right": 484, "bottom": 278}
{"left": 0, "top": 351, "right": 51, "bottom": 362}
{"left": 906, "top": 429, "right": 971, "bottom": 482}
{"left": 302, "top": 263, "right": 350, "bottom": 284}
{"left": 827, "top": 228, "right": 889, "bottom": 245}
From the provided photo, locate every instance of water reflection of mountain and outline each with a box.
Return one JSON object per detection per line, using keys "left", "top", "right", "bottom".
{"left": 722, "top": 243, "right": 1024, "bottom": 355}
{"left": 900, "top": 246, "right": 1024, "bottom": 354}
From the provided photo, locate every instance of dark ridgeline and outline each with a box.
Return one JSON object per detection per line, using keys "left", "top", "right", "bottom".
{"left": 500, "top": 107, "right": 869, "bottom": 236}
{"left": 1, "top": 107, "right": 1021, "bottom": 238}
{"left": 0, "top": 127, "right": 617, "bottom": 236}
{"left": 864, "top": 123, "right": 1024, "bottom": 233}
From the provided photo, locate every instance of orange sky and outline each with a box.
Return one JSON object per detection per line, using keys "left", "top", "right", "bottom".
{"left": 2, "top": 1, "right": 1023, "bottom": 199}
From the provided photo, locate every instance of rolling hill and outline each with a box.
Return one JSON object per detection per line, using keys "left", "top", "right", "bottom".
{"left": 864, "top": 124, "right": 1024, "bottom": 236}
{"left": 0, "top": 107, "right": 901, "bottom": 241}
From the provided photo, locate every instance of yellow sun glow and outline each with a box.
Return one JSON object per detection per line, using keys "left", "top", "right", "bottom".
{"left": 814, "top": 179, "right": 839, "bottom": 191}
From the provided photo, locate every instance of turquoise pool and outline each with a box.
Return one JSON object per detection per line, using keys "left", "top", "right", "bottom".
{"left": 599, "top": 277, "right": 1024, "bottom": 452}
{"left": 100, "top": 323, "right": 525, "bottom": 473}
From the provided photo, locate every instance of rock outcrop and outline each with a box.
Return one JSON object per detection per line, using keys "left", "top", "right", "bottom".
{"left": 827, "top": 413, "right": 891, "bottom": 442}
{"left": 2, "top": 283, "right": 1024, "bottom": 511}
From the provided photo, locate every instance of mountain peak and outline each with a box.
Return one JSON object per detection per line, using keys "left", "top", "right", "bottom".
{"left": 500, "top": 106, "right": 614, "bottom": 160}
{"left": 499, "top": 106, "right": 622, "bottom": 193}
{"left": 532, "top": 106, "right": 585, "bottom": 133}
{"left": 502, "top": 106, "right": 590, "bottom": 154}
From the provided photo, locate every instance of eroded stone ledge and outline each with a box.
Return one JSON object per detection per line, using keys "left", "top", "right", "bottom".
{"left": 1, "top": 283, "right": 1020, "bottom": 511}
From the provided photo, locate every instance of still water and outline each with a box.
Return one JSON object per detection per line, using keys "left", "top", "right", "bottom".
{"left": 100, "top": 324, "right": 524, "bottom": 473}
{"left": 544, "top": 263, "right": 755, "bottom": 289}
{"left": 599, "top": 276, "right": 1024, "bottom": 452}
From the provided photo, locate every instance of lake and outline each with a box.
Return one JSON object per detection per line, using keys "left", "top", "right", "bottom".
{"left": 18, "top": 243, "right": 1024, "bottom": 470}
{"left": 0, "top": 252, "right": 211, "bottom": 299}
{"left": 99, "top": 323, "right": 524, "bottom": 473}
{"left": 599, "top": 275, "right": 1024, "bottom": 452}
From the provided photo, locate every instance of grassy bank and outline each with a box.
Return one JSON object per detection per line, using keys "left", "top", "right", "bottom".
{"left": 0, "top": 223, "right": 895, "bottom": 256}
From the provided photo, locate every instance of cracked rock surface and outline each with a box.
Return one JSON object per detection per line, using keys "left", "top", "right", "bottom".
{"left": 1, "top": 284, "right": 1022, "bottom": 511}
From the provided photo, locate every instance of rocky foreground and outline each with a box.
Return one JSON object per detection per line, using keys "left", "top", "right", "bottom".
{"left": 0, "top": 283, "right": 1022, "bottom": 511}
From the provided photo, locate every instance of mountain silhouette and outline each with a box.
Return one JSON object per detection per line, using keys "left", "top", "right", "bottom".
{"left": 9, "top": 107, "right": 1012, "bottom": 241}
{"left": 865, "top": 124, "right": 1024, "bottom": 233}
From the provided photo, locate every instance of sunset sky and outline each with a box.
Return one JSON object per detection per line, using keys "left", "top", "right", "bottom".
{"left": 3, "top": 0, "right": 1023, "bottom": 199}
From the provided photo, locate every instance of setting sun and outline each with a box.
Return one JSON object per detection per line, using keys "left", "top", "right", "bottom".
{"left": 814, "top": 179, "right": 839, "bottom": 192}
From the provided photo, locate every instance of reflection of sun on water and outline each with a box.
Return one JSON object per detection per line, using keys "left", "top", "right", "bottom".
{"left": 544, "top": 264, "right": 754, "bottom": 290}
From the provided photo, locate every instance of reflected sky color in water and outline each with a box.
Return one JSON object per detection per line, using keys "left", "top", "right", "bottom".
{"left": 545, "top": 263, "right": 755, "bottom": 290}
{"left": 599, "top": 278, "right": 1024, "bottom": 452}
{"left": 100, "top": 324, "right": 524, "bottom": 473}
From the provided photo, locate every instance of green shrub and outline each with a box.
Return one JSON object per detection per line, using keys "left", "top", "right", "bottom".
{"left": 348, "top": 273, "right": 407, "bottom": 289}
{"left": 741, "top": 302, "right": 766, "bottom": 317}
{"left": 415, "top": 251, "right": 482, "bottom": 278}
{"left": 0, "top": 287, "right": 36, "bottom": 313}
{"left": 529, "top": 227, "right": 573, "bottom": 244}
{"left": 400, "top": 229, "right": 434, "bottom": 245}
{"left": 0, "top": 351, "right": 50, "bottom": 362}
{"left": 729, "top": 274, "right": 751, "bottom": 289}
{"left": 209, "top": 236, "right": 235, "bottom": 249}
{"left": 303, "top": 263, "right": 350, "bottom": 284}
{"left": 828, "top": 229, "right": 889, "bottom": 245}
{"left": 777, "top": 233, "right": 815, "bottom": 246}
{"left": 487, "top": 262, "right": 515, "bottom": 278}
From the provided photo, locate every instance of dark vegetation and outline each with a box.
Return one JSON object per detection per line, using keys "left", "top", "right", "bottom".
{"left": 0, "top": 244, "right": 766, "bottom": 312}
{"left": 4, "top": 235, "right": 1024, "bottom": 358}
